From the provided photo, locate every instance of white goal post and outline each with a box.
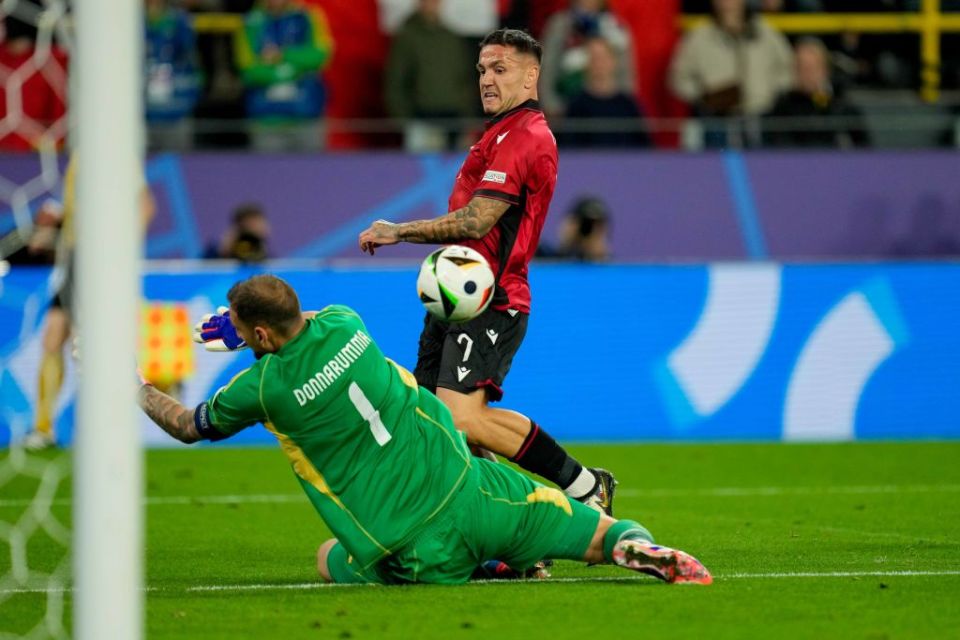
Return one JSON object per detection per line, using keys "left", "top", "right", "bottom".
{"left": 73, "top": 0, "right": 144, "bottom": 637}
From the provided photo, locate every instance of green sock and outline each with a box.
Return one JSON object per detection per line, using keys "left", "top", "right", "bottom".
{"left": 603, "top": 519, "right": 654, "bottom": 563}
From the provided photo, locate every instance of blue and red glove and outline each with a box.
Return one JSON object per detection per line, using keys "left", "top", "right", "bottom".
{"left": 192, "top": 306, "right": 248, "bottom": 352}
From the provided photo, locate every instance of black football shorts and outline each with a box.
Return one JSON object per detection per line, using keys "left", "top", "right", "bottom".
{"left": 413, "top": 307, "right": 528, "bottom": 401}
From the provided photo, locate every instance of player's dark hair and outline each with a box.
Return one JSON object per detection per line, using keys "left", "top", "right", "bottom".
{"left": 227, "top": 275, "right": 301, "bottom": 337}
{"left": 479, "top": 28, "right": 542, "bottom": 64}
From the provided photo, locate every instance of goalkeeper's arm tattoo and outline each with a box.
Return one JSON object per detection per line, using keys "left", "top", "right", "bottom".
{"left": 137, "top": 385, "right": 202, "bottom": 444}
{"left": 396, "top": 196, "right": 510, "bottom": 244}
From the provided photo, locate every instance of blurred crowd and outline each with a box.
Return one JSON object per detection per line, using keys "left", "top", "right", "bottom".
{"left": 2, "top": 0, "right": 960, "bottom": 152}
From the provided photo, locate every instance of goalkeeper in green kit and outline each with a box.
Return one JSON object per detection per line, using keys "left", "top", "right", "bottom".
{"left": 137, "top": 275, "right": 711, "bottom": 585}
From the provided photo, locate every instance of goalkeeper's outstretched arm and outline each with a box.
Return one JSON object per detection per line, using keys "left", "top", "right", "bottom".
{"left": 137, "top": 383, "right": 202, "bottom": 444}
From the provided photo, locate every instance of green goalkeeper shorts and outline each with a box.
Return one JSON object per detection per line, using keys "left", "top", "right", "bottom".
{"left": 326, "top": 458, "right": 601, "bottom": 585}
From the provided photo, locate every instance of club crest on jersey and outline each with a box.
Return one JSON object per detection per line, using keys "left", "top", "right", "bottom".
{"left": 482, "top": 170, "right": 507, "bottom": 184}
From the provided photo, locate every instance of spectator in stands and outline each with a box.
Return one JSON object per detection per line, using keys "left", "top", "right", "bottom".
{"left": 822, "top": 1, "right": 919, "bottom": 90}
{"left": 537, "top": 196, "right": 612, "bottom": 262}
{"left": 204, "top": 202, "right": 271, "bottom": 262}
{"left": 234, "top": 0, "right": 333, "bottom": 151}
{"left": 562, "top": 37, "right": 650, "bottom": 148}
{"left": 499, "top": 0, "right": 567, "bottom": 39}
{"left": 145, "top": 0, "right": 201, "bottom": 122}
{"left": 316, "top": 0, "right": 390, "bottom": 150}
{"left": 669, "top": 0, "right": 793, "bottom": 147}
{"left": 764, "top": 38, "right": 869, "bottom": 148}
{"left": 384, "top": 0, "right": 475, "bottom": 152}
{"left": 179, "top": 0, "right": 255, "bottom": 150}
{"left": 145, "top": 0, "right": 201, "bottom": 151}
{"left": 540, "top": 0, "right": 635, "bottom": 118}
{"left": 380, "top": 0, "right": 497, "bottom": 38}
{"left": 0, "top": 7, "right": 68, "bottom": 152}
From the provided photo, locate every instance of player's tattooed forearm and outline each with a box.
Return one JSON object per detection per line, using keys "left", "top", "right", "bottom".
{"left": 138, "top": 385, "right": 201, "bottom": 444}
{"left": 397, "top": 197, "right": 508, "bottom": 243}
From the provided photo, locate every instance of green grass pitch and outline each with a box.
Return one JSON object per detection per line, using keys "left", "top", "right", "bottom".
{"left": 2, "top": 441, "right": 959, "bottom": 639}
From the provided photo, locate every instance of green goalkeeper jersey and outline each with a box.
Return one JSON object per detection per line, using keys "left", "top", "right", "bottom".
{"left": 195, "top": 305, "right": 473, "bottom": 570}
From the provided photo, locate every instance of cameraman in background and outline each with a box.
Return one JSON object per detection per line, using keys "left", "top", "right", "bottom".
{"left": 204, "top": 202, "right": 271, "bottom": 262}
{"left": 537, "top": 195, "right": 611, "bottom": 262}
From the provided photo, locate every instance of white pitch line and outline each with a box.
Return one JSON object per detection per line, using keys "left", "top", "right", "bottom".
{"left": 723, "top": 570, "right": 960, "bottom": 579}
{"left": 4, "top": 571, "right": 960, "bottom": 595}
{"left": 2, "top": 483, "right": 959, "bottom": 509}
{"left": 145, "top": 494, "right": 307, "bottom": 506}
{"left": 0, "top": 494, "right": 308, "bottom": 508}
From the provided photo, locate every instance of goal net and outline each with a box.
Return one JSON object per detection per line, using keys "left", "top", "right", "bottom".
{"left": 1, "top": 0, "right": 143, "bottom": 637}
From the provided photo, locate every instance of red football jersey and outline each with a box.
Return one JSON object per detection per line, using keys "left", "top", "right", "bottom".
{"left": 448, "top": 100, "right": 558, "bottom": 313}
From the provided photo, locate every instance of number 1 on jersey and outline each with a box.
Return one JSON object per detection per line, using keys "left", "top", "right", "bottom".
{"left": 348, "top": 382, "right": 392, "bottom": 446}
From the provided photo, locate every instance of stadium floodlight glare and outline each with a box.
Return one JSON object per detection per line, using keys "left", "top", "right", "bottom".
{"left": 74, "top": 0, "right": 144, "bottom": 638}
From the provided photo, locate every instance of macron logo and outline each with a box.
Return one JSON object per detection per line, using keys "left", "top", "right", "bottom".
{"left": 457, "top": 366, "right": 471, "bottom": 382}
{"left": 497, "top": 131, "right": 509, "bottom": 144}
{"left": 482, "top": 170, "right": 507, "bottom": 184}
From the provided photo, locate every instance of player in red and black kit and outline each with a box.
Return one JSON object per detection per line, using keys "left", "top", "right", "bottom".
{"left": 359, "top": 29, "right": 616, "bottom": 515}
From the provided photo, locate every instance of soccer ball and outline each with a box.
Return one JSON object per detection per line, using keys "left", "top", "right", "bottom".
{"left": 417, "top": 246, "right": 495, "bottom": 323}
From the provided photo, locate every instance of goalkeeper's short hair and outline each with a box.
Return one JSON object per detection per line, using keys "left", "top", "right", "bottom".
{"left": 227, "top": 274, "right": 301, "bottom": 336}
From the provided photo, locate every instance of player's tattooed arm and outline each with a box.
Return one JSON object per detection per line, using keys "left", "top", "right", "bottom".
{"left": 137, "top": 384, "right": 202, "bottom": 444}
{"left": 358, "top": 197, "right": 510, "bottom": 253}
{"left": 397, "top": 196, "right": 510, "bottom": 243}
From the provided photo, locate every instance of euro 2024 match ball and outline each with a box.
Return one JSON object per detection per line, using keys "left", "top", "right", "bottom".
{"left": 417, "top": 245, "right": 495, "bottom": 323}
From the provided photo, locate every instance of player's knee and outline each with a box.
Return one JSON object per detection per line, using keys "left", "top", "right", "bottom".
{"left": 584, "top": 515, "right": 616, "bottom": 564}
{"left": 316, "top": 539, "right": 338, "bottom": 582}
{"left": 450, "top": 408, "right": 486, "bottom": 445}
{"left": 437, "top": 388, "right": 487, "bottom": 434}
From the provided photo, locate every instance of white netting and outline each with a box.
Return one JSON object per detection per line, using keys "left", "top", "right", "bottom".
{"left": 0, "top": 0, "right": 69, "bottom": 261}
{"left": 0, "top": 449, "right": 69, "bottom": 640}
{"left": 0, "top": 1, "right": 72, "bottom": 638}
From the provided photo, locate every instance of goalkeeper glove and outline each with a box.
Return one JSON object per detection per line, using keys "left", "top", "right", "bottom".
{"left": 192, "top": 306, "right": 248, "bottom": 351}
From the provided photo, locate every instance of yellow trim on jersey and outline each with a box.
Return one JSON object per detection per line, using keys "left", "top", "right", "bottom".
{"left": 478, "top": 487, "right": 528, "bottom": 507}
{"left": 262, "top": 421, "right": 391, "bottom": 557}
{"left": 378, "top": 408, "right": 472, "bottom": 569}
{"left": 526, "top": 487, "right": 573, "bottom": 516}
{"left": 258, "top": 355, "right": 274, "bottom": 423}
{"left": 417, "top": 459, "right": 471, "bottom": 525}
{"left": 479, "top": 486, "right": 572, "bottom": 516}
{"left": 211, "top": 366, "right": 256, "bottom": 406}
{"left": 415, "top": 407, "right": 471, "bottom": 464}
{"left": 387, "top": 358, "right": 419, "bottom": 390}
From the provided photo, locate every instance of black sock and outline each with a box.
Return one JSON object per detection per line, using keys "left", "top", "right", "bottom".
{"left": 509, "top": 420, "right": 584, "bottom": 490}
